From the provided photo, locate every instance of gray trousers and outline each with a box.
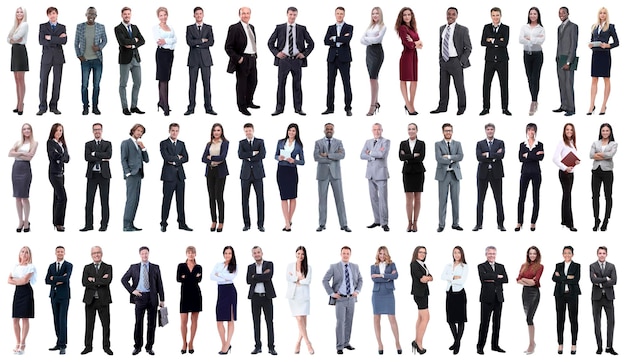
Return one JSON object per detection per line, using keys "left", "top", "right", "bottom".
{"left": 368, "top": 179, "right": 388, "bottom": 225}
{"left": 438, "top": 58, "right": 466, "bottom": 111}
{"left": 557, "top": 64, "right": 575, "bottom": 112}
{"left": 318, "top": 178, "right": 347, "bottom": 227}
{"left": 123, "top": 173, "right": 141, "bottom": 228}
{"left": 334, "top": 297, "right": 355, "bottom": 350}
{"left": 438, "top": 171, "right": 460, "bottom": 228}
{"left": 119, "top": 58, "right": 141, "bottom": 109}
{"left": 592, "top": 296, "right": 615, "bottom": 348}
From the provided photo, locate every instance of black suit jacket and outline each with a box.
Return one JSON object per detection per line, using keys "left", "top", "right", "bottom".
{"left": 45, "top": 261, "right": 73, "bottom": 300}
{"left": 399, "top": 139, "right": 426, "bottom": 174}
{"left": 590, "top": 261, "right": 616, "bottom": 300}
{"left": 268, "top": 23, "right": 314, "bottom": 66}
{"left": 410, "top": 261, "right": 430, "bottom": 297}
{"left": 481, "top": 23, "right": 509, "bottom": 62}
{"left": 552, "top": 261, "right": 581, "bottom": 296}
{"left": 186, "top": 23, "right": 214, "bottom": 67}
{"left": 39, "top": 22, "right": 67, "bottom": 65}
{"left": 160, "top": 139, "right": 188, "bottom": 182}
{"left": 478, "top": 261, "right": 508, "bottom": 303}
{"left": 246, "top": 261, "right": 276, "bottom": 299}
{"left": 476, "top": 138, "right": 505, "bottom": 179}
{"left": 114, "top": 22, "right": 145, "bottom": 64}
{"left": 324, "top": 23, "right": 353, "bottom": 63}
{"left": 439, "top": 23, "right": 472, "bottom": 67}
{"left": 238, "top": 138, "right": 266, "bottom": 180}
{"left": 84, "top": 139, "right": 112, "bottom": 179}
{"left": 82, "top": 262, "right": 112, "bottom": 304}
{"left": 47, "top": 140, "right": 70, "bottom": 175}
{"left": 225, "top": 22, "right": 256, "bottom": 73}
{"left": 121, "top": 262, "right": 165, "bottom": 305}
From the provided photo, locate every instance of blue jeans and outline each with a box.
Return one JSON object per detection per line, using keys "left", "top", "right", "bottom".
{"left": 81, "top": 59, "right": 103, "bottom": 107}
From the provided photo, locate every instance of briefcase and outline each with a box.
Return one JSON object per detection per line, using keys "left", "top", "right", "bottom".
{"left": 158, "top": 306, "right": 169, "bottom": 327}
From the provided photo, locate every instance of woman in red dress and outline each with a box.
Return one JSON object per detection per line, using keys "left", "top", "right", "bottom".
{"left": 395, "top": 7, "right": 422, "bottom": 115}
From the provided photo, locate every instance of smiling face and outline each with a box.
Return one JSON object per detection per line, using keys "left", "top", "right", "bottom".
{"left": 244, "top": 126, "right": 254, "bottom": 139}
{"left": 122, "top": 9, "right": 131, "bottom": 23}
{"left": 559, "top": 8, "right": 568, "bottom": 22}
{"left": 324, "top": 124, "right": 334, "bottom": 138}
{"left": 48, "top": 10, "right": 58, "bottom": 23}
{"left": 223, "top": 248, "right": 233, "bottom": 263}
{"left": 562, "top": 248, "right": 573, "bottom": 262}
{"left": 528, "top": 248, "right": 537, "bottom": 262}
{"left": 19, "top": 247, "right": 30, "bottom": 264}
{"left": 287, "top": 126, "right": 297, "bottom": 140}
{"left": 526, "top": 128, "right": 536, "bottom": 140}
{"left": 287, "top": 10, "right": 297, "bottom": 24}
{"left": 158, "top": 10, "right": 168, "bottom": 23}
{"left": 132, "top": 126, "right": 144, "bottom": 139}
{"left": 239, "top": 7, "right": 251, "bottom": 24}
{"left": 340, "top": 248, "right": 351, "bottom": 263}
{"left": 377, "top": 249, "right": 387, "bottom": 262}
{"left": 55, "top": 247, "right": 65, "bottom": 262}
{"left": 601, "top": 126, "right": 611, "bottom": 140}
{"left": 402, "top": 9, "right": 413, "bottom": 25}
{"left": 22, "top": 124, "right": 32, "bottom": 139}
{"left": 140, "top": 249, "right": 149, "bottom": 263}
{"left": 597, "top": 248, "right": 607, "bottom": 263}
{"left": 371, "top": 8, "right": 380, "bottom": 23}
{"left": 407, "top": 123, "right": 417, "bottom": 139}
{"left": 86, "top": 8, "right": 97, "bottom": 25}
{"left": 169, "top": 126, "right": 179, "bottom": 141}
{"left": 296, "top": 249, "right": 305, "bottom": 262}
{"left": 335, "top": 8, "right": 345, "bottom": 23}
{"left": 417, "top": 248, "right": 427, "bottom": 262}
{"left": 194, "top": 9, "right": 203, "bottom": 23}
{"left": 91, "top": 247, "right": 102, "bottom": 263}
{"left": 486, "top": 248, "right": 496, "bottom": 263}
{"left": 92, "top": 124, "right": 102, "bottom": 139}
{"left": 446, "top": 8, "right": 457, "bottom": 24}
{"left": 485, "top": 126, "right": 495, "bottom": 140}
{"left": 528, "top": 9, "right": 538, "bottom": 24}
{"left": 16, "top": 7, "right": 24, "bottom": 21}
{"left": 443, "top": 126, "right": 453, "bottom": 141}
{"left": 54, "top": 125, "right": 63, "bottom": 141}
{"left": 491, "top": 10, "right": 501, "bottom": 25}
{"left": 252, "top": 248, "right": 263, "bottom": 262}
{"left": 564, "top": 124, "right": 574, "bottom": 140}
{"left": 372, "top": 124, "right": 382, "bottom": 139}
{"left": 212, "top": 125, "right": 223, "bottom": 140}
{"left": 453, "top": 248, "right": 462, "bottom": 262}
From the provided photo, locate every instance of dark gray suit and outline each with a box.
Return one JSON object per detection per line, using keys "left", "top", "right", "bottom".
{"left": 435, "top": 139, "right": 463, "bottom": 228}
{"left": 121, "top": 138, "right": 149, "bottom": 229}
{"left": 556, "top": 19, "right": 578, "bottom": 112}
{"left": 437, "top": 22, "right": 471, "bottom": 112}
{"left": 590, "top": 261, "right": 617, "bottom": 350}
{"left": 38, "top": 22, "right": 67, "bottom": 112}
{"left": 360, "top": 137, "right": 390, "bottom": 225}
{"left": 186, "top": 23, "right": 214, "bottom": 113}
{"left": 239, "top": 137, "right": 266, "bottom": 228}
{"left": 314, "top": 137, "right": 347, "bottom": 228}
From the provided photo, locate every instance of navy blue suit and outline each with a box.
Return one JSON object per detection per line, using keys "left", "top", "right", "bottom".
{"left": 475, "top": 138, "right": 505, "bottom": 227}
{"left": 160, "top": 138, "right": 189, "bottom": 227}
{"left": 324, "top": 22, "right": 353, "bottom": 111}
{"left": 45, "top": 260, "right": 73, "bottom": 349}
{"left": 239, "top": 137, "right": 266, "bottom": 228}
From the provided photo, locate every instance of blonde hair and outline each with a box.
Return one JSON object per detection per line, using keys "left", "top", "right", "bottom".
{"left": 186, "top": 246, "right": 197, "bottom": 265}
{"left": 19, "top": 246, "right": 32, "bottom": 264}
{"left": 369, "top": 7, "right": 384, "bottom": 29}
{"left": 374, "top": 246, "right": 393, "bottom": 265}
{"left": 9, "top": 7, "right": 27, "bottom": 37}
{"left": 156, "top": 6, "right": 168, "bottom": 17}
{"left": 14, "top": 123, "right": 35, "bottom": 152}
{"left": 592, "top": 7, "right": 610, "bottom": 33}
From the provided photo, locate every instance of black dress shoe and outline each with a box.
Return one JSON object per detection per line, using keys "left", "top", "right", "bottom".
{"left": 99, "top": 226, "right": 107, "bottom": 232}
{"left": 243, "top": 225, "right": 250, "bottom": 231}
{"left": 316, "top": 225, "right": 326, "bottom": 232}
{"left": 321, "top": 109, "right": 334, "bottom": 115}
{"left": 502, "top": 109, "right": 512, "bottom": 116}
{"left": 240, "top": 108, "right": 252, "bottom": 116}
{"left": 93, "top": 107, "right": 101, "bottom": 115}
{"left": 160, "top": 225, "right": 167, "bottom": 232}
{"left": 568, "top": 226, "right": 578, "bottom": 232}
{"left": 251, "top": 347, "right": 262, "bottom": 354}
{"left": 271, "top": 110, "right": 283, "bottom": 116}
{"left": 49, "top": 346, "right": 61, "bottom": 351}
{"left": 130, "top": 107, "right": 145, "bottom": 114}
{"left": 184, "top": 110, "right": 194, "bottom": 115}
{"left": 122, "top": 108, "right": 131, "bottom": 115}
{"left": 123, "top": 227, "right": 135, "bottom": 232}
{"left": 564, "top": 111, "right": 575, "bottom": 116}
{"left": 248, "top": 103, "right": 260, "bottom": 109}
{"left": 437, "top": 226, "right": 444, "bottom": 232}
{"left": 179, "top": 224, "right": 193, "bottom": 231}
{"left": 104, "top": 348, "right": 114, "bottom": 355}
{"left": 337, "top": 350, "right": 343, "bottom": 354}
{"left": 295, "top": 110, "right": 306, "bottom": 116}
{"left": 132, "top": 226, "right": 142, "bottom": 231}
{"left": 51, "top": 108, "right": 62, "bottom": 115}
{"left": 367, "top": 223, "right": 380, "bottom": 228}
{"left": 491, "top": 346, "right": 506, "bottom": 353}
{"left": 457, "top": 109, "right": 465, "bottom": 115}
{"left": 452, "top": 225, "right": 464, "bottom": 231}
{"left": 36, "top": 109, "right": 46, "bottom": 115}
{"left": 597, "top": 347, "right": 603, "bottom": 354}
{"left": 472, "top": 225, "right": 482, "bottom": 231}
{"left": 132, "top": 348, "right": 141, "bottom": 355}
{"left": 346, "top": 110, "right": 352, "bottom": 116}
{"left": 477, "top": 348, "right": 484, "bottom": 355}
{"left": 81, "top": 347, "right": 92, "bottom": 355}
{"left": 382, "top": 225, "right": 390, "bottom": 232}
{"left": 206, "top": 109, "right": 218, "bottom": 115}
{"left": 344, "top": 345, "right": 355, "bottom": 350}
{"left": 341, "top": 226, "right": 352, "bottom": 232}
{"left": 83, "top": 107, "right": 89, "bottom": 115}
{"left": 60, "top": 348, "right": 66, "bottom": 355}
{"left": 80, "top": 226, "right": 93, "bottom": 232}
{"left": 553, "top": 107, "right": 565, "bottom": 112}
{"left": 430, "top": 109, "right": 445, "bottom": 114}
{"left": 498, "top": 225, "right": 507, "bottom": 232}
{"left": 479, "top": 109, "right": 489, "bottom": 116}
{"left": 606, "top": 348, "right": 618, "bottom": 355}
{"left": 258, "top": 226, "right": 265, "bottom": 232}
{"left": 268, "top": 349, "right": 278, "bottom": 355}
{"left": 146, "top": 349, "right": 155, "bottom": 355}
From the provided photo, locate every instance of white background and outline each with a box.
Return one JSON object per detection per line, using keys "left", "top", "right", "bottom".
{"left": 3, "top": 1, "right": 624, "bottom": 361}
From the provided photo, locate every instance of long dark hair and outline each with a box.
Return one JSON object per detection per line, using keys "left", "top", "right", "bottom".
{"left": 223, "top": 246, "right": 237, "bottom": 273}
{"left": 211, "top": 123, "right": 228, "bottom": 143}
{"left": 452, "top": 246, "right": 467, "bottom": 264}
{"left": 395, "top": 7, "right": 416, "bottom": 33}
{"left": 295, "top": 246, "right": 308, "bottom": 278}
{"left": 527, "top": 7, "right": 543, "bottom": 26}
{"left": 598, "top": 123, "right": 615, "bottom": 142}
{"left": 283, "top": 123, "right": 302, "bottom": 146}
{"left": 562, "top": 123, "right": 577, "bottom": 149}
{"left": 521, "top": 246, "right": 542, "bottom": 273}
{"left": 48, "top": 123, "right": 67, "bottom": 149}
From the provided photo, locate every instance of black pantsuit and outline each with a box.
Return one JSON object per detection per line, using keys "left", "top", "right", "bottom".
{"left": 207, "top": 168, "right": 226, "bottom": 223}
{"left": 326, "top": 60, "right": 352, "bottom": 111}
{"left": 49, "top": 173, "right": 67, "bottom": 226}
{"left": 523, "top": 51, "right": 543, "bottom": 101}
{"left": 555, "top": 293, "right": 578, "bottom": 345}
{"left": 558, "top": 170, "right": 575, "bottom": 227}
{"left": 591, "top": 169, "right": 613, "bottom": 220}
{"left": 518, "top": 173, "right": 541, "bottom": 224}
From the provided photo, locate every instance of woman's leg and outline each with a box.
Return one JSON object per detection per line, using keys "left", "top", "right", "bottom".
{"left": 416, "top": 309, "right": 430, "bottom": 348}
{"left": 601, "top": 77, "right": 611, "bottom": 113}
{"left": 288, "top": 198, "right": 297, "bottom": 225}
{"left": 189, "top": 312, "right": 199, "bottom": 350}
{"left": 216, "top": 177, "right": 227, "bottom": 224}
{"left": 180, "top": 313, "right": 188, "bottom": 350}
{"left": 207, "top": 174, "right": 217, "bottom": 223}
{"left": 413, "top": 192, "right": 421, "bottom": 227}
{"left": 409, "top": 81, "right": 418, "bottom": 111}
{"left": 16, "top": 198, "right": 24, "bottom": 228}
{"left": 216, "top": 322, "right": 226, "bottom": 350}
{"left": 281, "top": 200, "right": 290, "bottom": 229}
{"left": 589, "top": 77, "right": 599, "bottom": 113}
{"left": 373, "top": 314, "right": 383, "bottom": 350}
{"left": 405, "top": 192, "right": 414, "bottom": 229}
{"left": 388, "top": 315, "right": 401, "bottom": 350}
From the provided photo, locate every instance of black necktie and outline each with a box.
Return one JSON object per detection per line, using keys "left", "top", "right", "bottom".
{"left": 373, "top": 139, "right": 378, "bottom": 147}
{"left": 327, "top": 138, "right": 331, "bottom": 152}
{"left": 57, "top": 262, "right": 60, "bottom": 273}
{"left": 249, "top": 140, "right": 253, "bottom": 148}
{"left": 288, "top": 25, "right": 294, "bottom": 56}
{"left": 493, "top": 26, "right": 497, "bottom": 33}
{"left": 173, "top": 141, "right": 177, "bottom": 148}
{"left": 198, "top": 25, "right": 202, "bottom": 33}
{"left": 447, "top": 141, "right": 451, "bottom": 154}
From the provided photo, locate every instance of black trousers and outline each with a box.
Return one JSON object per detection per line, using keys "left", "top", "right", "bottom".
{"left": 482, "top": 60, "right": 508, "bottom": 110}
{"left": 161, "top": 179, "right": 186, "bottom": 226}
{"left": 592, "top": 295, "right": 615, "bottom": 348}
{"left": 235, "top": 55, "right": 257, "bottom": 110}
{"left": 517, "top": 172, "right": 541, "bottom": 224}
{"left": 276, "top": 57, "right": 303, "bottom": 111}
{"left": 241, "top": 177, "right": 264, "bottom": 228}
{"left": 49, "top": 173, "right": 67, "bottom": 226}
{"left": 188, "top": 65, "right": 212, "bottom": 112}
{"left": 523, "top": 51, "right": 543, "bottom": 101}
{"left": 522, "top": 286, "right": 540, "bottom": 325}
{"left": 206, "top": 168, "right": 226, "bottom": 223}
{"left": 558, "top": 170, "right": 574, "bottom": 227}
{"left": 555, "top": 293, "right": 578, "bottom": 345}
{"left": 251, "top": 293, "right": 274, "bottom": 349}
{"left": 51, "top": 298, "right": 69, "bottom": 348}
{"left": 85, "top": 173, "right": 110, "bottom": 228}
{"left": 39, "top": 62, "right": 63, "bottom": 111}
{"left": 476, "top": 171, "right": 504, "bottom": 227}
{"left": 477, "top": 300, "right": 502, "bottom": 349}
{"left": 84, "top": 298, "right": 111, "bottom": 348}
{"left": 591, "top": 168, "right": 613, "bottom": 220}
{"left": 326, "top": 59, "right": 352, "bottom": 111}
{"left": 134, "top": 292, "right": 157, "bottom": 350}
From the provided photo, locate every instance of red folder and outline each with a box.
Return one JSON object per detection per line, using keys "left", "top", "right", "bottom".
{"left": 561, "top": 151, "right": 579, "bottom": 167}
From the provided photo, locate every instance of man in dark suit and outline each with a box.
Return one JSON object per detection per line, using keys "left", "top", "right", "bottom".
{"left": 323, "top": 7, "right": 353, "bottom": 116}
{"left": 45, "top": 246, "right": 73, "bottom": 355}
{"left": 185, "top": 7, "right": 217, "bottom": 116}
{"left": 268, "top": 6, "right": 314, "bottom": 116}
{"left": 477, "top": 246, "right": 508, "bottom": 354}
{"left": 323, "top": 246, "right": 363, "bottom": 354}
{"left": 238, "top": 123, "right": 266, "bottom": 232}
{"left": 159, "top": 123, "right": 192, "bottom": 232}
{"left": 121, "top": 123, "right": 149, "bottom": 232}
{"left": 590, "top": 246, "right": 618, "bottom": 355}
{"left": 473, "top": 123, "right": 506, "bottom": 231}
{"left": 479, "top": 7, "right": 511, "bottom": 116}
{"left": 554, "top": 7, "right": 578, "bottom": 116}
{"left": 247, "top": 246, "right": 277, "bottom": 355}
{"left": 314, "top": 123, "right": 350, "bottom": 232}
{"left": 225, "top": 7, "right": 259, "bottom": 116}
{"left": 435, "top": 123, "right": 464, "bottom": 232}
{"left": 81, "top": 246, "right": 113, "bottom": 355}
{"left": 81, "top": 123, "right": 112, "bottom": 232}
{"left": 121, "top": 246, "right": 165, "bottom": 356}
{"left": 431, "top": 7, "right": 471, "bottom": 116}
{"left": 37, "top": 7, "right": 67, "bottom": 116}
{"left": 114, "top": 7, "right": 145, "bottom": 116}
{"left": 552, "top": 246, "right": 581, "bottom": 353}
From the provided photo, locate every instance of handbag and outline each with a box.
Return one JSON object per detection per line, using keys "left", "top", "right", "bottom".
{"left": 158, "top": 306, "right": 169, "bottom": 327}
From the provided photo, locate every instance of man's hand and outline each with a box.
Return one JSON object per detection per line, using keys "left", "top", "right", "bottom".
{"left": 132, "top": 290, "right": 142, "bottom": 297}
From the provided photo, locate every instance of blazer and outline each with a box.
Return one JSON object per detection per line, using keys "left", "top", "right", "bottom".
{"left": 481, "top": 23, "right": 509, "bottom": 62}
{"left": 518, "top": 140, "right": 544, "bottom": 175}
{"left": 39, "top": 22, "right": 67, "bottom": 64}
{"left": 225, "top": 22, "right": 256, "bottom": 73}
{"left": 439, "top": 22, "right": 472, "bottom": 67}
{"left": 590, "top": 24, "right": 618, "bottom": 53}
{"left": 74, "top": 22, "right": 107, "bottom": 62}
{"left": 121, "top": 262, "right": 165, "bottom": 305}
{"left": 552, "top": 261, "right": 581, "bottom": 297}
{"left": 478, "top": 261, "right": 508, "bottom": 303}
{"left": 324, "top": 23, "right": 353, "bottom": 63}
{"left": 238, "top": 138, "right": 266, "bottom": 180}
{"left": 47, "top": 139, "right": 70, "bottom": 175}
{"left": 120, "top": 138, "right": 149, "bottom": 179}
{"left": 268, "top": 23, "right": 314, "bottom": 66}
{"left": 590, "top": 140, "right": 617, "bottom": 171}
{"left": 160, "top": 139, "right": 188, "bottom": 182}
{"left": 399, "top": 139, "right": 426, "bottom": 174}
{"left": 246, "top": 261, "right": 276, "bottom": 299}
{"left": 590, "top": 261, "right": 616, "bottom": 300}
{"left": 186, "top": 23, "right": 214, "bottom": 67}
{"left": 84, "top": 139, "right": 112, "bottom": 179}
{"left": 82, "top": 261, "right": 112, "bottom": 305}
{"left": 410, "top": 261, "right": 430, "bottom": 297}
{"left": 322, "top": 261, "right": 363, "bottom": 298}
{"left": 114, "top": 22, "right": 145, "bottom": 64}
{"left": 274, "top": 139, "right": 305, "bottom": 168}
{"left": 314, "top": 137, "right": 344, "bottom": 180}
{"left": 360, "top": 137, "right": 390, "bottom": 181}
{"left": 202, "top": 140, "right": 229, "bottom": 178}
{"left": 371, "top": 263, "right": 397, "bottom": 293}
{"left": 476, "top": 138, "right": 505, "bottom": 179}
{"left": 556, "top": 20, "right": 578, "bottom": 64}
{"left": 435, "top": 139, "right": 463, "bottom": 181}
{"left": 45, "top": 260, "right": 73, "bottom": 300}
{"left": 285, "top": 263, "right": 312, "bottom": 300}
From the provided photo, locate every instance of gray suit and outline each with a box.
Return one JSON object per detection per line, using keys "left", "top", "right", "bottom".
{"left": 314, "top": 137, "right": 348, "bottom": 228}
{"left": 360, "top": 137, "right": 390, "bottom": 225}
{"left": 556, "top": 19, "right": 578, "bottom": 112}
{"left": 322, "top": 261, "right": 363, "bottom": 350}
{"left": 437, "top": 22, "right": 472, "bottom": 112}
{"left": 121, "top": 138, "right": 149, "bottom": 228}
{"left": 435, "top": 139, "right": 463, "bottom": 228}
{"left": 590, "top": 261, "right": 617, "bottom": 350}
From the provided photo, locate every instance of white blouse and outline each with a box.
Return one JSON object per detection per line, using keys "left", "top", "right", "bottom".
{"left": 8, "top": 22, "right": 28, "bottom": 45}
{"left": 441, "top": 262, "right": 468, "bottom": 292}
{"left": 11, "top": 263, "right": 36, "bottom": 284}
{"left": 360, "top": 24, "right": 386, "bottom": 46}
{"left": 553, "top": 139, "right": 579, "bottom": 172}
{"left": 210, "top": 262, "right": 236, "bottom": 284}
{"left": 152, "top": 24, "right": 177, "bottom": 50}
{"left": 519, "top": 24, "right": 545, "bottom": 52}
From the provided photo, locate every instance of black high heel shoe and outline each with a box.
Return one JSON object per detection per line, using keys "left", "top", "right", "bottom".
{"left": 593, "top": 218, "right": 601, "bottom": 231}
{"left": 55, "top": 225, "right": 65, "bottom": 232}
{"left": 157, "top": 103, "right": 170, "bottom": 116}
{"left": 586, "top": 105, "right": 596, "bottom": 115}
{"left": 600, "top": 107, "right": 607, "bottom": 115}
{"left": 404, "top": 105, "right": 418, "bottom": 116}
{"left": 366, "top": 105, "right": 378, "bottom": 116}
{"left": 218, "top": 345, "right": 232, "bottom": 355}
{"left": 16, "top": 222, "right": 24, "bottom": 232}
{"left": 411, "top": 341, "right": 426, "bottom": 355}
{"left": 601, "top": 218, "right": 609, "bottom": 231}
{"left": 24, "top": 222, "right": 31, "bottom": 233}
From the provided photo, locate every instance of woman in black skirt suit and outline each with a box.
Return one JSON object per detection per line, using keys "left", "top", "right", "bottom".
{"left": 275, "top": 123, "right": 304, "bottom": 232}
{"left": 46, "top": 123, "right": 69, "bottom": 232}
{"left": 153, "top": 7, "right": 177, "bottom": 115}
{"left": 210, "top": 246, "right": 237, "bottom": 354}
{"left": 7, "top": 7, "right": 29, "bottom": 115}
{"left": 410, "top": 246, "right": 431, "bottom": 354}
{"left": 360, "top": 7, "right": 387, "bottom": 116}
{"left": 202, "top": 123, "right": 229, "bottom": 232}
{"left": 9, "top": 123, "right": 38, "bottom": 232}
{"left": 587, "top": 7, "right": 619, "bottom": 115}
{"left": 8, "top": 246, "right": 36, "bottom": 355}
{"left": 177, "top": 246, "right": 202, "bottom": 354}
{"left": 399, "top": 123, "right": 425, "bottom": 232}
{"left": 440, "top": 246, "right": 468, "bottom": 354}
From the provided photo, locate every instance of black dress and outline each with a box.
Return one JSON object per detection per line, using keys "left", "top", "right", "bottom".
{"left": 177, "top": 263, "right": 203, "bottom": 313}
{"left": 399, "top": 139, "right": 426, "bottom": 192}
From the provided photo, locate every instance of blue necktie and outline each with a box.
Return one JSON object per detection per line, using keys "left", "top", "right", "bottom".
{"left": 127, "top": 25, "right": 133, "bottom": 38}
{"left": 51, "top": 24, "right": 56, "bottom": 31}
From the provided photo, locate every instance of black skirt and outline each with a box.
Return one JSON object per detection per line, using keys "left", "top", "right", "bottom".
{"left": 446, "top": 288, "right": 467, "bottom": 323}
{"left": 11, "top": 44, "right": 29, "bottom": 72}
{"left": 591, "top": 50, "right": 611, "bottom": 78}
{"left": 12, "top": 160, "right": 32, "bottom": 198}
{"left": 13, "top": 284, "right": 34, "bottom": 318}
{"left": 277, "top": 165, "right": 298, "bottom": 200}
{"left": 155, "top": 48, "right": 174, "bottom": 81}
{"left": 403, "top": 171, "right": 424, "bottom": 192}
{"left": 366, "top": 44, "right": 384, "bottom": 79}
